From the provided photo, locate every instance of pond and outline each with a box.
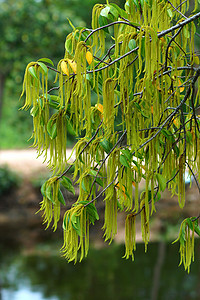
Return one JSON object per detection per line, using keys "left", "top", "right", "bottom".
{"left": 1, "top": 238, "right": 200, "bottom": 300}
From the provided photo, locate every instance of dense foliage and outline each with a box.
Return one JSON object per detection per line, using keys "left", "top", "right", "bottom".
{"left": 20, "top": 0, "right": 200, "bottom": 271}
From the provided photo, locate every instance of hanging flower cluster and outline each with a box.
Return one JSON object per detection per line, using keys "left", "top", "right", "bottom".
{"left": 20, "top": 0, "right": 200, "bottom": 269}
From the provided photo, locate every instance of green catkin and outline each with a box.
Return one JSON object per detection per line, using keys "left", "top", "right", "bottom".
{"left": 91, "top": 4, "right": 105, "bottom": 56}
{"left": 124, "top": 214, "right": 136, "bottom": 260}
{"left": 103, "top": 187, "right": 118, "bottom": 243}
{"left": 134, "top": 180, "right": 139, "bottom": 213}
{"left": 140, "top": 199, "right": 150, "bottom": 252}
{"left": 175, "top": 219, "right": 195, "bottom": 273}
{"left": 178, "top": 154, "right": 185, "bottom": 209}
{"left": 38, "top": 176, "right": 60, "bottom": 231}
{"left": 20, "top": 62, "right": 39, "bottom": 110}
{"left": 102, "top": 150, "right": 118, "bottom": 242}
{"left": 61, "top": 204, "right": 89, "bottom": 263}
{"left": 103, "top": 78, "right": 115, "bottom": 135}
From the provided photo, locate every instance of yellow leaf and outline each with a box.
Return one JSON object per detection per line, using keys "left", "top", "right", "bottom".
{"left": 61, "top": 61, "right": 69, "bottom": 76}
{"left": 168, "top": 46, "right": 173, "bottom": 53}
{"left": 86, "top": 51, "right": 93, "bottom": 65}
{"left": 173, "top": 117, "right": 178, "bottom": 126}
{"left": 116, "top": 183, "right": 126, "bottom": 198}
{"left": 67, "top": 59, "right": 77, "bottom": 74}
{"left": 178, "top": 79, "right": 184, "bottom": 93}
{"left": 95, "top": 103, "right": 103, "bottom": 114}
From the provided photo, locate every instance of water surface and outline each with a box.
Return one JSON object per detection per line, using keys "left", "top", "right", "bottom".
{"left": 1, "top": 239, "right": 200, "bottom": 300}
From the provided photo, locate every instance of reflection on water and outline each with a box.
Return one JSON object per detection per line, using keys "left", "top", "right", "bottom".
{"left": 0, "top": 239, "right": 200, "bottom": 300}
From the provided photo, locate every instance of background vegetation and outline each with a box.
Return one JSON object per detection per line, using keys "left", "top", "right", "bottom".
{"left": 0, "top": 0, "right": 125, "bottom": 149}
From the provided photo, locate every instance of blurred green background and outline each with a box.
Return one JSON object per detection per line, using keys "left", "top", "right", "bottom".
{"left": 0, "top": 0, "right": 125, "bottom": 149}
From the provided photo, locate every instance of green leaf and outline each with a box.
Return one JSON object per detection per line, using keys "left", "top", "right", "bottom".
{"left": 98, "top": 15, "right": 109, "bottom": 33}
{"left": 135, "top": 151, "right": 144, "bottom": 160}
{"left": 155, "top": 191, "right": 161, "bottom": 202}
{"left": 61, "top": 176, "right": 75, "bottom": 195}
{"left": 186, "top": 218, "right": 194, "bottom": 230}
{"left": 156, "top": 173, "right": 167, "bottom": 192}
{"left": 28, "top": 66, "right": 39, "bottom": 80}
{"left": 48, "top": 99, "right": 60, "bottom": 109}
{"left": 96, "top": 177, "right": 103, "bottom": 187}
{"left": 38, "top": 58, "right": 54, "bottom": 66}
{"left": 109, "top": 5, "right": 119, "bottom": 19}
{"left": 86, "top": 203, "right": 99, "bottom": 225}
{"left": 65, "top": 39, "right": 72, "bottom": 54}
{"left": 173, "top": 144, "right": 180, "bottom": 157}
{"left": 89, "top": 170, "right": 103, "bottom": 187}
{"left": 167, "top": 8, "right": 173, "bottom": 18}
{"left": 62, "top": 215, "right": 67, "bottom": 230}
{"left": 47, "top": 119, "right": 57, "bottom": 139}
{"left": 125, "top": 0, "right": 130, "bottom": 13}
{"left": 89, "top": 170, "right": 98, "bottom": 177}
{"left": 71, "top": 213, "right": 81, "bottom": 236}
{"left": 186, "top": 131, "right": 193, "bottom": 145}
{"left": 30, "top": 105, "right": 39, "bottom": 117}
{"left": 161, "top": 128, "right": 172, "bottom": 141}
{"left": 100, "top": 139, "right": 113, "bottom": 154}
{"left": 117, "top": 200, "right": 123, "bottom": 211}
{"left": 109, "top": 3, "right": 128, "bottom": 19}
{"left": 58, "top": 189, "right": 65, "bottom": 205}
{"left": 49, "top": 95, "right": 60, "bottom": 102}
{"left": 128, "top": 39, "right": 137, "bottom": 50}
{"left": 100, "top": 6, "right": 110, "bottom": 18}
{"left": 121, "top": 148, "right": 132, "bottom": 162}
{"left": 132, "top": 159, "right": 140, "bottom": 169}
{"left": 81, "top": 179, "right": 88, "bottom": 193}
{"left": 37, "top": 62, "right": 48, "bottom": 76}
{"left": 134, "top": 102, "right": 148, "bottom": 118}
{"left": 194, "top": 222, "right": 200, "bottom": 236}
{"left": 46, "top": 185, "right": 55, "bottom": 203}
{"left": 41, "top": 182, "right": 47, "bottom": 197}
{"left": 120, "top": 154, "right": 130, "bottom": 168}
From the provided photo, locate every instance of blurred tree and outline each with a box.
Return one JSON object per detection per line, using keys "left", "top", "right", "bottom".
{"left": 0, "top": 0, "right": 125, "bottom": 118}
{"left": 0, "top": 0, "right": 78, "bottom": 117}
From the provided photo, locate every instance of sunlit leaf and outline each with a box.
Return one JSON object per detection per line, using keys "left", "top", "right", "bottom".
{"left": 28, "top": 66, "right": 38, "bottom": 80}
{"left": 100, "top": 6, "right": 110, "bottom": 18}
{"left": 38, "top": 62, "right": 48, "bottom": 76}
{"left": 61, "top": 60, "right": 69, "bottom": 76}
{"left": 38, "top": 58, "right": 54, "bottom": 66}
{"left": 86, "top": 51, "right": 93, "bottom": 65}
{"left": 128, "top": 39, "right": 137, "bottom": 50}
{"left": 30, "top": 105, "right": 39, "bottom": 117}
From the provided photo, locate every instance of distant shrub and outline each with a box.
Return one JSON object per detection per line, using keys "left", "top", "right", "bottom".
{"left": 0, "top": 166, "right": 20, "bottom": 195}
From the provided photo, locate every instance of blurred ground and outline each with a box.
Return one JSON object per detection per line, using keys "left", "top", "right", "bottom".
{"left": 0, "top": 149, "right": 75, "bottom": 176}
